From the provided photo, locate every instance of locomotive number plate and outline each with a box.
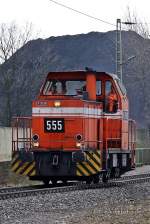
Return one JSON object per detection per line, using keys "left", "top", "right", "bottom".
{"left": 44, "top": 118, "right": 64, "bottom": 132}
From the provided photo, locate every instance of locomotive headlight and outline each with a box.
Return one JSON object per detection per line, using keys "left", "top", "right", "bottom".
{"left": 33, "top": 142, "right": 39, "bottom": 147}
{"left": 54, "top": 101, "right": 61, "bottom": 107}
{"left": 76, "top": 142, "right": 81, "bottom": 148}
{"left": 75, "top": 134, "right": 83, "bottom": 148}
{"left": 32, "top": 134, "right": 39, "bottom": 147}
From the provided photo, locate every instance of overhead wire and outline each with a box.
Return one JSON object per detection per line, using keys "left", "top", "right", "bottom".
{"left": 48, "top": 0, "right": 116, "bottom": 27}
{"left": 48, "top": 0, "right": 146, "bottom": 33}
{"left": 48, "top": 0, "right": 138, "bottom": 59}
{"left": 47, "top": 1, "right": 150, "bottom": 69}
{"left": 48, "top": 0, "right": 119, "bottom": 62}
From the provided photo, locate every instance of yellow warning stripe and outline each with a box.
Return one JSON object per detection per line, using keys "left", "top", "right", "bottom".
{"left": 77, "top": 164, "right": 90, "bottom": 176}
{"left": 11, "top": 160, "right": 22, "bottom": 172}
{"left": 86, "top": 153, "right": 99, "bottom": 164}
{"left": 87, "top": 154, "right": 101, "bottom": 168}
{"left": 15, "top": 162, "right": 29, "bottom": 175}
{"left": 76, "top": 150, "right": 101, "bottom": 176}
{"left": 88, "top": 151, "right": 100, "bottom": 162}
{"left": 22, "top": 162, "right": 35, "bottom": 176}
{"left": 86, "top": 152, "right": 100, "bottom": 164}
{"left": 95, "top": 151, "right": 101, "bottom": 158}
{"left": 76, "top": 169, "right": 82, "bottom": 176}
{"left": 29, "top": 169, "right": 36, "bottom": 176}
{"left": 88, "top": 159, "right": 100, "bottom": 172}
{"left": 92, "top": 153, "right": 101, "bottom": 163}
{"left": 83, "top": 162, "right": 96, "bottom": 174}
{"left": 90, "top": 151, "right": 101, "bottom": 168}
{"left": 11, "top": 152, "right": 36, "bottom": 176}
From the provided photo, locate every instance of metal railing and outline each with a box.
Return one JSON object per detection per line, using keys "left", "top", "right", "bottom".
{"left": 12, "top": 117, "right": 32, "bottom": 151}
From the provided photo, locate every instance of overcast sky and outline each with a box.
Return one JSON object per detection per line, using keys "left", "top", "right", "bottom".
{"left": 0, "top": 0, "right": 150, "bottom": 38}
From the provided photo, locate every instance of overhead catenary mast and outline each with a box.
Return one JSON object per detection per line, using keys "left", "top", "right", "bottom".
{"left": 116, "top": 19, "right": 136, "bottom": 83}
{"left": 116, "top": 19, "right": 122, "bottom": 82}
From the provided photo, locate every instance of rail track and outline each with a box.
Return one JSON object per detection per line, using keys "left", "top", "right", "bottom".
{"left": 0, "top": 173, "right": 150, "bottom": 201}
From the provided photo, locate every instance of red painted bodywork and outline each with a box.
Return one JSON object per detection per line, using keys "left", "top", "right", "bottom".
{"left": 12, "top": 71, "right": 136, "bottom": 168}
{"left": 31, "top": 71, "right": 135, "bottom": 155}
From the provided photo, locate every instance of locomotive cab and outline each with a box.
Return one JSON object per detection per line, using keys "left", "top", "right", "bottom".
{"left": 11, "top": 70, "right": 136, "bottom": 184}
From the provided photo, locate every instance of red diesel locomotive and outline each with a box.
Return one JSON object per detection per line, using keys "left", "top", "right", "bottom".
{"left": 11, "top": 70, "right": 136, "bottom": 184}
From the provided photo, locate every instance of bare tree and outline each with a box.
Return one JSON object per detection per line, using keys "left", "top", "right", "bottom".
{"left": 0, "top": 22, "right": 36, "bottom": 64}
{"left": 124, "top": 6, "right": 150, "bottom": 39}
{"left": 123, "top": 6, "right": 150, "bottom": 127}
{"left": 0, "top": 22, "right": 38, "bottom": 126}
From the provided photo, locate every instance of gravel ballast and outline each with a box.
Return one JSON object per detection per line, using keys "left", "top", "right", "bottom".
{"left": 0, "top": 165, "right": 150, "bottom": 224}
{"left": 0, "top": 181, "right": 150, "bottom": 224}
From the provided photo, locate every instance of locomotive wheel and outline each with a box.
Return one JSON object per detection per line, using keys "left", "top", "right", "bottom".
{"left": 110, "top": 168, "right": 115, "bottom": 178}
{"left": 43, "top": 179, "right": 50, "bottom": 186}
{"left": 86, "top": 177, "right": 92, "bottom": 184}
{"left": 107, "top": 169, "right": 111, "bottom": 179}
{"left": 62, "top": 180, "right": 67, "bottom": 185}
{"left": 51, "top": 179, "right": 58, "bottom": 186}
{"left": 102, "top": 172, "right": 108, "bottom": 183}
{"left": 93, "top": 175, "right": 100, "bottom": 184}
{"left": 114, "top": 168, "right": 120, "bottom": 178}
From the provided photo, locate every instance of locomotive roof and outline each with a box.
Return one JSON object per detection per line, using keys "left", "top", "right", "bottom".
{"left": 46, "top": 70, "right": 119, "bottom": 81}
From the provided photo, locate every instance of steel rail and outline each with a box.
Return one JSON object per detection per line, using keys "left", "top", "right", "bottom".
{"left": 0, "top": 182, "right": 76, "bottom": 194}
{"left": 0, "top": 173, "right": 150, "bottom": 201}
{"left": 1, "top": 172, "right": 149, "bottom": 194}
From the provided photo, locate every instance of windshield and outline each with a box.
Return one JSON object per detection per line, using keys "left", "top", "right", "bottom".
{"left": 43, "top": 80, "right": 86, "bottom": 95}
{"left": 43, "top": 79, "right": 102, "bottom": 96}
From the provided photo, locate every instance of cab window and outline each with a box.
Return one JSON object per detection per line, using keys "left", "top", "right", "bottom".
{"left": 96, "top": 80, "right": 101, "bottom": 95}
{"left": 105, "top": 80, "right": 118, "bottom": 113}
{"left": 66, "top": 80, "right": 86, "bottom": 95}
{"left": 105, "top": 80, "right": 112, "bottom": 96}
{"left": 43, "top": 80, "right": 86, "bottom": 95}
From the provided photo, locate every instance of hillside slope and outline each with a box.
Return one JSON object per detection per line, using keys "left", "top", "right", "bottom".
{"left": 0, "top": 30, "right": 149, "bottom": 127}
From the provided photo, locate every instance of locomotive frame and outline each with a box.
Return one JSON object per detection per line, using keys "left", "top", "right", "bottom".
{"left": 11, "top": 70, "right": 136, "bottom": 184}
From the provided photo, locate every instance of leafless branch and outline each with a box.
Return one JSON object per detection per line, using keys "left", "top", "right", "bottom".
{"left": 124, "top": 6, "right": 150, "bottom": 39}
{"left": 0, "top": 21, "right": 37, "bottom": 64}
